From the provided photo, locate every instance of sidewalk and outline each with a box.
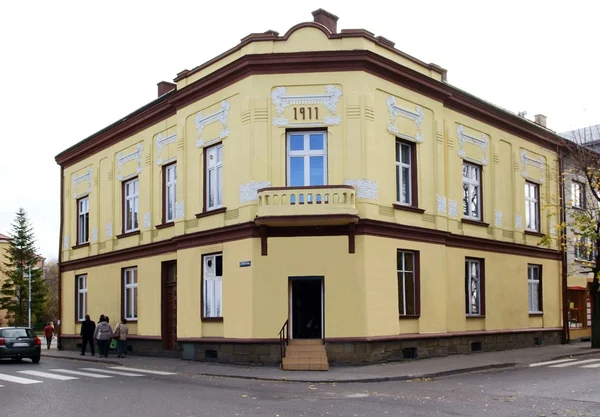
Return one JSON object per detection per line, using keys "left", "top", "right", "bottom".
{"left": 41, "top": 342, "right": 597, "bottom": 383}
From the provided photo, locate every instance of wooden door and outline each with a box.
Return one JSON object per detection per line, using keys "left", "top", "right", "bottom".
{"left": 161, "top": 261, "right": 177, "bottom": 350}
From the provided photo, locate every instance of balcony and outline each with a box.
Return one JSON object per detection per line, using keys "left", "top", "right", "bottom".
{"left": 255, "top": 186, "right": 359, "bottom": 227}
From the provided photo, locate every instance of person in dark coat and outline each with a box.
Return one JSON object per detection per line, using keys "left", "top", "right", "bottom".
{"left": 80, "top": 314, "right": 96, "bottom": 356}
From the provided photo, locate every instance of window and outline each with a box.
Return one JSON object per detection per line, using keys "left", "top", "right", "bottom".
{"left": 205, "top": 144, "right": 223, "bottom": 211}
{"left": 528, "top": 265, "right": 542, "bottom": 313}
{"left": 123, "top": 178, "right": 139, "bottom": 232}
{"left": 396, "top": 140, "right": 416, "bottom": 205}
{"left": 574, "top": 235, "right": 596, "bottom": 262}
{"left": 525, "top": 181, "right": 540, "bottom": 232}
{"left": 462, "top": 163, "right": 482, "bottom": 220}
{"left": 76, "top": 274, "right": 87, "bottom": 321}
{"left": 287, "top": 131, "right": 327, "bottom": 187}
{"left": 123, "top": 267, "right": 138, "bottom": 320}
{"left": 465, "top": 259, "right": 485, "bottom": 315}
{"left": 77, "top": 197, "right": 89, "bottom": 244}
{"left": 163, "top": 163, "right": 177, "bottom": 223}
{"left": 571, "top": 181, "right": 585, "bottom": 209}
{"left": 397, "top": 250, "right": 420, "bottom": 316}
{"left": 202, "top": 254, "right": 223, "bottom": 319}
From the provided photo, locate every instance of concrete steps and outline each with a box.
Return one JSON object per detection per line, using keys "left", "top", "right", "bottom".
{"left": 281, "top": 339, "right": 329, "bottom": 371}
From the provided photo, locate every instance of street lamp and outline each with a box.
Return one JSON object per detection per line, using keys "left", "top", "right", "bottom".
{"left": 28, "top": 262, "right": 31, "bottom": 328}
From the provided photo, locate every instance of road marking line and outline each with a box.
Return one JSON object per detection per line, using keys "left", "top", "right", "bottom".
{"left": 18, "top": 371, "right": 78, "bottom": 381}
{"left": 0, "top": 373, "right": 42, "bottom": 384}
{"left": 48, "top": 369, "right": 113, "bottom": 378}
{"left": 581, "top": 363, "right": 600, "bottom": 369}
{"left": 550, "top": 358, "right": 600, "bottom": 368}
{"left": 108, "top": 367, "right": 177, "bottom": 375}
{"left": 529, "top": 358, "right": 576, "bottom": 367}
{"left": 79, "top": 368, "right": 143, "bottom": 377}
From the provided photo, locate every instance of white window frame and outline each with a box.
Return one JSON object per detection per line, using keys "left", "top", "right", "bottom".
{"left": 528, "top": 265, "right": 542, "bottom": 313}
{"left": 465, "top": 259, "right": 482, "bottom": 315}
{"left": 574, "top": 235, "right": 596, "bottom": 262}
{"left": 206, "top": 144, "right": 223, "bottom": 211}
{"left": 286, "top": 131, "right": 328, "bottom": 187}
{"left": 397, "top": 251, "right": 416, "bottom": 316}
{"left": 525, "top": 181, "right": 540, "bottom": 232}
{"left": 124, "top": 178, "right": 139, "bottom": 233}
{"left": 203, "top": 254, "right": 223, "bottom": 319}
{"left": 77, "top": 197, "right": 89, "bottom": 244}
{"left": 76, "top": 274, "right": 87, "bottom": 321}
{"left": 462, "top": 163, "right": 482, "bottom": 220}
{"left": 571, "top": 181, "right": 584, "bottom": 209}
{"left": 165, "top": 163, "right": 177, "bottom": 222}
{"left": 396, "top": 141, "right": 412, "bottom": 205}
{"left": 123, "top": 267, "right": 138, "bottom": 321}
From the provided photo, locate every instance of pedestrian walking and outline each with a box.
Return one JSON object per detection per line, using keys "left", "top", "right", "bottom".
{"left": 43, "top": 322, "right": 54, "bottom": 350}
{"left": 113, "top": 318, "right": 129, "bottom": 358}
{"left": 80, "top": 314, "right": 96, "bottom": 356}
{"left": 93, "top": 315, "right": 113, "bottom": 358}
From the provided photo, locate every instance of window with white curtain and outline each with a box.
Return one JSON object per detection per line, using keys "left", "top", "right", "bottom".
{"left": 203, "top": 254, "right": 222, "bottom": 318}
{"left": 528, "top": 265, "right": 542, "bottom": 313}
{"left": 76, "top": 274, "right": 87, "bottom": 321}
{"left": 123, "top": 267, "right": 138, "bottom": 320}
{"left": 206, "top": 144, "right": 223, "bottom": 211}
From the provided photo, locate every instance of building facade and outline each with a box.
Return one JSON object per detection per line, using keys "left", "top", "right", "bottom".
{"left": 56, "top": 9, "right": 565, "bottom": 367}
{"left": 0, "top": 233, "right": 10, "bottom": 325}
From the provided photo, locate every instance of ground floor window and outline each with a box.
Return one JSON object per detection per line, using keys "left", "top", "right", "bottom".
{"left": 76, "top": 274, "right": 87, "bottom": 321}
{"left": 465, "top": 258, "right": 485, "bottom": 316}
{"left": 202, "top": 253, "right": 223, "bottom": 319}
{"left": 123, "top": 267, "right": 138, "bottom": 320}
{"left": 397, "top": 250, "right": 420, "bottom": 316}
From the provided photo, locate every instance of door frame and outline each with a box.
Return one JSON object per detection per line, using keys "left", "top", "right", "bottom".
{"left": 160, "top": 260, "right": 177, "bottom": 350}
{"left": 288, "top": 276, "right": 324, "bottom": 340}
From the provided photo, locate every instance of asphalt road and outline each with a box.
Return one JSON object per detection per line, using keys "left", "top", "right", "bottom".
{"left": 1, "top": 355, "right": 598, "bottom": 416}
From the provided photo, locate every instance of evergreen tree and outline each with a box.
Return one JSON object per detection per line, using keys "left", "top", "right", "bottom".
{"left": 0, "top": 208, "right": 47, "bottom": 326}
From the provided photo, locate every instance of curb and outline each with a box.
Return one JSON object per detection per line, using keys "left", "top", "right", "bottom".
{"left": 41, "top": 353, "right": 124, "bottom": 366}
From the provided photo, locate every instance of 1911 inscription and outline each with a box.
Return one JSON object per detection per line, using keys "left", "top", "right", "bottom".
{"left": 293, "top": 107, "right": 319, "bottom": 121}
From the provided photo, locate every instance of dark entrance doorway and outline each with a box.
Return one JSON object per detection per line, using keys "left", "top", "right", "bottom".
{"left": 161, "top": 261, "right": 177, "bottom": 350}
{"left": 291, "top": 278, "right": 323, "bottom": 339}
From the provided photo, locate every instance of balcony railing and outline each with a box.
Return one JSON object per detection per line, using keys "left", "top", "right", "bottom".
{"left": 255, "top": 185, "right": 359, "bottom": 226}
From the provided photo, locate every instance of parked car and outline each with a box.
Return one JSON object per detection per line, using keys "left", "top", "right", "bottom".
{"left": 0, "top": 327, "right": 41, "bottom": 363}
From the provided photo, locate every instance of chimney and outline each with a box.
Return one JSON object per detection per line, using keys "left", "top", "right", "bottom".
{"left": 312, "top": 8, "right": 339, "bottom": 34}
{"left": 534, "top": 114, "right": 547, "bottom": 128}
{"left": 157, "top": 81, "right": 176, "bottom": 97}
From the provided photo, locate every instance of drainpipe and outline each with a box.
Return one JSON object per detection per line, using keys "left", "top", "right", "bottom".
{"left": 559, "top": 151, "right": 570, "bottom": 344}
{"left": 57, "top": 166, "right": 64, "bottom": 349}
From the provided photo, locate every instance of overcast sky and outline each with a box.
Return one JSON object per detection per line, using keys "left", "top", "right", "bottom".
{"left": 1, "top": 1, "right": 598, "bottom": 260}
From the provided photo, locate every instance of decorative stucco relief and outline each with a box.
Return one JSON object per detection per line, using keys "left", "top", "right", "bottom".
{"left": 495, "top": 210, "right": 503, "bottom": 227}
{"left": 520, "top": 150, "right": 545, "bottom": 183}
{"left": 515, "top": 215, "right": 522, "bottom": 229}
{"left": 91, "top": 228, "right": 98, "bottom": 242}
{"left": 175, "top": 202, "right": 185, "bottom": 220}
{"left": 448, "top": 199, "right": 458, "bottom": 217}
{"left": 240, "top": 181, "right": 271, "bottom": 204}
{"left": 437, "top": 195, "right": 447, "bottom": 214}
{"left": 386, "top": 96, "right": 424, "bottom": 143}
{"left": 143, "top": 212, "right": 151, "bottom": 229}
{"left": 271, "top": 85, "right": 342, "bottom": 127}
{"left": 155, "top": 133, "right": 177, "bottom": 165}
{"left": 195, "top": 100, "right": 230, "bottom": 148}
{"left": 116, "top": 143, "right": 143, "bottom": 181}
{"left": 63, "top": 236, "right": 69, "bottom": 250}
{"left": 106, "top": 223, "right": 113, "bottom": 239}
{"left": 344, "top": 179, "right": 378, "bottom": 200}
{"left": 457, "top": 125, "right": 489, "bottom": 165}
{"left": 72, "top": 167, "right": 92, "bottom": 198}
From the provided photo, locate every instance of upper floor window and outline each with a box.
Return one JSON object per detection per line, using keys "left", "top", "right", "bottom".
{"left": 396, "top": 140, "right": 416, "bottom": 206}
{"left": 574, "top": 235, "right": 596, "bottom": 262}
{"left": 77, "top": 197, "right": 89, "bottom": 244}
{"left": 462, "top": 163, "right": 482, "bottom": 220}
{"left": 123, "top": 267, "right": 138, "bottom": 321}
{"left": 527, "top": 264, "right": 542, "bottom": 313}
{"left": 287, "top": 131, "right": 327, "bottom": 187}
{"left": 525, "top": 181, "right": 540, "bottom": 232}
{"left": 397, "top": 250, "right": 420, "bottom": 316}
{"left": 205, "top": 144, "right": 223, "bottom": 211}
{"left": 123, "top": 178, "right": 139, "bottom": 233}
{"left": 163, "top": 163, "right": 177, "bottom": 223}
{"left": 203, "top": 253, "right": 223, "bottom": 319}
{"left": 571, "top": 181, "right": 585, "bottom": 209}
{"left": 76, "top": 274, "right": 87, "bottom": 322}
{"left": 465, "top": 258, "right": 485, "bottom": 316}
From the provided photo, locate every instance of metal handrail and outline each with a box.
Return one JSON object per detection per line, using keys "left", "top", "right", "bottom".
{"left": 278, "top": 319, "right": 289, "bottom": 367}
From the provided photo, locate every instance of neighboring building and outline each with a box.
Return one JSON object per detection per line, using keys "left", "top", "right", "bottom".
{"left": 0, "top": 233, "right": 10, "bottom": 325}
{"left": 55, "top": 9, "right": 565, "bottom": 368}
{"left": 560, "top": 124, "right": 600, "bottom": 342}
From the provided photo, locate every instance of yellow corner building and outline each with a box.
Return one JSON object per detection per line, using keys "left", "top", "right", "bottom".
{"left": 55, "top": 9, "right": 566, "bottom": 369}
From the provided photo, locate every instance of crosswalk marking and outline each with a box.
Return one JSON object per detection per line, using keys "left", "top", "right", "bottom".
{"left": 79, "top": 368, "right": 144, "bottom": 377}
{"left": 581, "top": 362, "right": 600, "bottom": 369}
{"left": 18, "top": 370, "right": 78, "bottom": 381}
{"left": 549, "top": 358, "right": 600, "bottom": 368}
{"left": 529, "top": 358, "right": 576, "bottom": 367}
{"left": 49, "top": 369, "right": 113, "bottom": 378}
{"left": 0, "top": 373, "right": 42, "bottom": 385}
{"left": 108, "top": 366, "right": 177, "bottom": 375}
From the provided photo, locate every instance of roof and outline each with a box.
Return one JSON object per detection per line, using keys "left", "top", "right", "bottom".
{"left": 559, "top": 124, "right": 600, "bottom": 144}
{"left": 0, "top": 233, "right": 11, "bottom": 241}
